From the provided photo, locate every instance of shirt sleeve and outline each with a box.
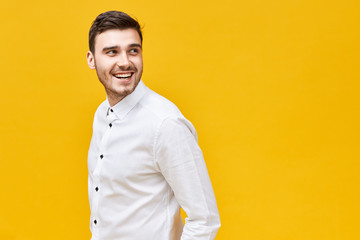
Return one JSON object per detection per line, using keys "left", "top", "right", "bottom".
{"left": 154, "top": 117, "right": 221, "bottom": 240}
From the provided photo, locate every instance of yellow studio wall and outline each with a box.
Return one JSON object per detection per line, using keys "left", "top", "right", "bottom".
{"left": 0, "top": 0, "right": 359, "bottom": 239}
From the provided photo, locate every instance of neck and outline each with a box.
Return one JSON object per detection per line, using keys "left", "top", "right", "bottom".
{"left": 106, "top": 94, "right": 126, "bottom": 107}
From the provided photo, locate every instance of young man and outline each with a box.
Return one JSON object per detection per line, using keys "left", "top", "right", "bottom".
{"left": 86, "top": 11, "right": 220, "bottom": 240}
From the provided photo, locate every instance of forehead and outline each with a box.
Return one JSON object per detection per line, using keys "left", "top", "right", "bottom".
{"left": 94, "top": 28, "right": 141, "bottom": 50}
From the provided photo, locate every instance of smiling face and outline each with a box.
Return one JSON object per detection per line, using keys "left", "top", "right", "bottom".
{"left": 87, "top": 28, "right": 143, "bottom": 106}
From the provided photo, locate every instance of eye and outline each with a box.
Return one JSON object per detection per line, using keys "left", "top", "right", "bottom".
{"left": 106, "top": 50, "right": 117, "bottom": 55}
{"left": 129, "top": 48, "right": 139, "bottom": 54}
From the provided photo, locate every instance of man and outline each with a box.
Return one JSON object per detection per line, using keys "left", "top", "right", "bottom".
{"left": 86, "top": 11, "right": 220, "bottom": 240}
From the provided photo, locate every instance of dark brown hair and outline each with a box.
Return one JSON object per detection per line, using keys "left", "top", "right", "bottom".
{"left": 89, "top": 11, "right": 143, "bottom": 53}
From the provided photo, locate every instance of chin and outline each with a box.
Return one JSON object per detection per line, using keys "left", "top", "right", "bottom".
{"left": 114, "top": 81, "right": 138, "bottom": 97}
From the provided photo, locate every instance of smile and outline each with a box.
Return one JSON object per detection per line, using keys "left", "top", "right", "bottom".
{"left": 113, "top": 72, "right": 133, "bottom": 79}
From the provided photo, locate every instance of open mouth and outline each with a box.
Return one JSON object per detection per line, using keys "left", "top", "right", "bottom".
{"left": 113, "top": 72, "right": 133, "bottom": 80}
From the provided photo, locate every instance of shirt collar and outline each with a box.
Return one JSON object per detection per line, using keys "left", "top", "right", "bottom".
{"left": 106, "top": 80, "right": 147, "bottom": 120}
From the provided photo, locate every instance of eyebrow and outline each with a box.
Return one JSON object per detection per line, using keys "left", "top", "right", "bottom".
{"left": 129, "top": 43, "right": 142, "bottom": 49}
{"left": 102, "top": 44, "right": 142, "bottom": 52}
{"left": 102, "top": 46, "right": 118, "bottom": 52}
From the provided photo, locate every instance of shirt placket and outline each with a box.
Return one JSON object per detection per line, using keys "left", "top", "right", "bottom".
{"left": 91, "top": 108, "right": 117, "bottom": 238}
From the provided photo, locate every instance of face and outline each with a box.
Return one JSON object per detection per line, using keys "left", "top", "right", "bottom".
{"left": 87, "top": 28, "right": 143, "bottom": 106}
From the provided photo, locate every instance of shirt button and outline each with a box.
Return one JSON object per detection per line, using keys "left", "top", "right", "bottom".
{"left": 109, "top": 123, "right": 112, "bottom": 127}
{"left": 100, "top": 154, "right": 103, "bottom": 159}
{"left": 110, "top": 109, "right": 114, "bottom": 112}
{"left": 95, "top": 187, "right": 99, "bottom": 192}
{"left": 94, "top": 219, "right": 97, "bottom": 224}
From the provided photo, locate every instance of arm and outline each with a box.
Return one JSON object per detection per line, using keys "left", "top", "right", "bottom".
{"left": 154, "top": 117, "right": 221, "bottom": 240}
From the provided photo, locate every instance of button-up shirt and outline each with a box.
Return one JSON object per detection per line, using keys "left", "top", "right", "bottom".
{"left": 88, "top": 80, "right": 220, "bottom": 240}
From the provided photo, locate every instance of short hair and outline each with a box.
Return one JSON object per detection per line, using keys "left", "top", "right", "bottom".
{"left": 89, "top": 11, "right": 143, "bottom": 53}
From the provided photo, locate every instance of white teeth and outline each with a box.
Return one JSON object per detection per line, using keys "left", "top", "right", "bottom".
{"left": 115, "top": 73, "right": 132, "bottom": 78}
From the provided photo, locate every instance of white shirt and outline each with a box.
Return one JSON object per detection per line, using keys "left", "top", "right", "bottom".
{"left": 88, "top": 80, "right": 220, "bottom": 240}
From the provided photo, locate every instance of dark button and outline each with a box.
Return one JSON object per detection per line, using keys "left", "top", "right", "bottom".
{"left": 110, "top": 109, "right": 114, "bottom": 112}
{"left": 100, "top": 154, "right": 103, "bottom": 159}
{"left": 94, "top": 219, "right": 97, "bottom": 224}
{"left": 109, "top": 123, "right": 112, "bottom": 127}
{"left": 95, "top": 187, "right": 99, "bottom": 192}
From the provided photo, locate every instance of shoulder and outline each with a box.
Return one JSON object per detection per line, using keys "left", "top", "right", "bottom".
{"left": 141, "top": 87, "right": 198, "bottom": 138}
{"left": 139, "top": 87, "right": 184, "bottom": 120}
{"left": 138, "top": 86, "right": 197, "bottom": 138}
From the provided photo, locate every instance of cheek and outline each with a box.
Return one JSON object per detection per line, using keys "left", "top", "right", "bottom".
{"left": 134, "top": 58, "right": 143, "bottom": 69}
{"left": 95, "top": 57, "right": 114, "bottom": 71}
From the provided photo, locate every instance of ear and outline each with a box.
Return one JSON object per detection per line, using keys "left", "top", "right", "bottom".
{"left": 86, "top": 51, "right": 96, "bottom": 69}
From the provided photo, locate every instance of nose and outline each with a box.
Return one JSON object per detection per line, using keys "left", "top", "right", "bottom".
{"left": 116, "top": 53, "right": 130, "bottom": 68}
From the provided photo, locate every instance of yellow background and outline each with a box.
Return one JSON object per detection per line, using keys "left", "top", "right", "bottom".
{"left": 1, "top": 0, "right": 359, "bottom": 239}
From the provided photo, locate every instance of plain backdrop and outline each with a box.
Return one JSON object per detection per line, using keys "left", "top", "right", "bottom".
{"left": 0, "top": 0, "right": 359, "bottom": 239}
